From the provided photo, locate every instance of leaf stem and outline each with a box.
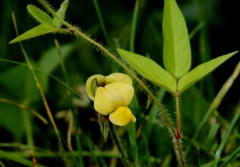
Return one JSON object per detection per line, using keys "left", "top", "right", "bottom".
{"left": 175, "top": 92, "right": 181, "bottom": 134}
{"left": 109, "top": 123, "right": 130, "bottom": 167}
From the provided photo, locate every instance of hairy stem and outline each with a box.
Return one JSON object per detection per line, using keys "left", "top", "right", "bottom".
{"left": 109, "top": 123, "right": 130, "bottom": 167}
{"left": 38, "top": 0, "right": 185, "bottom": 166}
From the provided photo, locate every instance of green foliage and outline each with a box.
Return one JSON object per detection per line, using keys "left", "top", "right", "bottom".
{"left": 1, "top": 0, "right": 239, "bottom": 166}
{"left": 117, "top": 48, "right": 176, "bottom": 93}
{"left": 163, "top": 0, "right": 191, "bottom": 78}
{"left": 27, "top": 5, "right": 54, "bottom": 26}
{"left": 118, "top": 0, "right": 237, "bottom": 95}
{"left": 9, "top": 24, "right": 56, "bottom": 44}
{"left": 53, "top": 0, "right": 69, "bottom": 28}
{"left": 0, "top": 150, "right": 45, "bottom": 167}
{"left": 178, "top": 51, "right": 237, "bottom": 93}
{"left": 0, "top": 103, "right": 25, "bottom": 140}
{"left": 39, "top": 43, "right": 74, "bottom": 73}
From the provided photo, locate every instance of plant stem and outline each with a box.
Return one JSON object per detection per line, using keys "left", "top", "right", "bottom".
{"left": 186, "top": 61, "right": 240, "bottom": 155}
{"left": 175, "top": 92, "right": 181, "bottom": 133}
{"left": 38, "top": 1, "right": 186, "bottom": 166}
{"left": 54, "top": 39, "right": 69, "bottom": 83}
{"left": 92, "top": 0, "right": 111, "bottom": 47}
{"left": 54, "top": 39, "right": 84, "bottom": 166}
{"left": 0, "top": 58, "right": 81, "bottom": 98}
{"left": 0, "top": 98, "right": 48, "bottom": 124}
{"left": 213, "top": 106, "right": 240, "bottom": 166}
{"left": 22, "top": 100, "right": 34, "bottom": 148}
{"left": 130, "top": 0, "right": 139, "bottom": 52}
{"left": 109, "top": 123, "right": 130, "bottom": 167}
{"left": 11, "top": 11, "right": 66, "bottom": 163}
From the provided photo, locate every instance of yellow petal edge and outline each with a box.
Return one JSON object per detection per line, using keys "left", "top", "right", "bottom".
{"left": 105, "top": 73, "right": 132, "bottom": 85}
{"left": 109, "top": 106, "right": 136, "bottom": 126}
{"left": 86, "top": 74, "right": 105, "bottom": 100}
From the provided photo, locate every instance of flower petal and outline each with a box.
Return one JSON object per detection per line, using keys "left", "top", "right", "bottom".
{"left": 94, "top": 87, "right": 117, "bottom": 115}
{"left": 105, "top": 73, "right": 132, "bottom": 85}
{"left": 109, "top": 106, "right": 136, "bottom": 126}
{"left": 105, "top": 83, "right": 134, "bottom": 106}
{"left": 86, "top": 74, "right": 105, "bottom": 100}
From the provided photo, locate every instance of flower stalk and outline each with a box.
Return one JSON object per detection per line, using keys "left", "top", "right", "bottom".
{"left": 109, "top": 123, "right": 130, "bottom": 167}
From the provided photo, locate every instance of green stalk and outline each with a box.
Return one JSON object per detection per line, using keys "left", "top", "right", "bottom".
{"left": 220, "top": 147, "right": 240, "bottom": 167}
{"left": 187, "top": 61, "right": 240, "bottom": 154}
{"left": 0, "top": 98, "right": 48, "bottom": 124}
{"left": 130, "top": 0, "right": 139, "bottom": 52}
{"left": 11, "top": 12, "right": 66, "bottom": 162}
{"left": 54, "top": 39, "right": 69, "bottom": 83}
{"left": 22, "top": 101, "right": 34, "bottom": 148}
{"left": 0, "top": 58, "right": 81, "bottom": 98}
{"left": 92, "top": 0, "right": 111, "bottom": 46}
{"left": 175, "top": 93, "right": 181, "bottom": 133}
{"left": 194, "top": 61, "right": 240, "bottom": 138}
{"left": 0, "top": 150, "right": 45, "bottom": 167}
{"left": 0, "top": 161, "right": 6, "bottom": 167}
{"left": 189, "top": 21, "right": 205, "bottom": 40}
{"left": 213, "top": 106, "right": 240, "bottom": 166}
{"left": 38, "top": 1, "right": 185, "bottom": 166}
{"left": 109, "top": 123, "right": 130, "bottom": 167}
{"left": 53, "top": 39, "right": 84, "bottom": 167}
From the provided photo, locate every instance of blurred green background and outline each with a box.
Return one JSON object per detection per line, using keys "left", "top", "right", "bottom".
{"left": 0, "top": 0, "right": 239, "bottom": 166}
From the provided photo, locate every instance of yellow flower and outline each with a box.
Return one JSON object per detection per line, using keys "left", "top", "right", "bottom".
{"left": 86, "top": 73, "right": 136, "bottom": 126}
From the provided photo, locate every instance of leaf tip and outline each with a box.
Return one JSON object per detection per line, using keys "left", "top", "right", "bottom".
{"left": 8, "top": 40, "right": 16, "bottom": 44}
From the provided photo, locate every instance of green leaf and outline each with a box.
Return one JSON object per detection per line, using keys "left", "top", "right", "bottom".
{"left": 39, "top": 43, "right": 74, "bottom": 73}
{"left": 53, "top": 0, "right": 69, "bottom": 28}
{"left": 178, "top": 51, "right": 238, "bottom": 93}
{"left": 0, "top": 103, "right": 25, "bottom": 140}
{"left": 117, "top": 48, "right": 176, "bottom": 93}
{"left": 9, "top": 24, "right": 57, "bottom": 44}
{"left": 27, "top": 4, "right": 54, "bottom": 26}
{"left": 163, "top": 0, "right": 191, "bottom": 78}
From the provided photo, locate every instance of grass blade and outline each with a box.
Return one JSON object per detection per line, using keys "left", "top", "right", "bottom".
{"left": 213, "top": 106, "right": 240, "bottom": 166}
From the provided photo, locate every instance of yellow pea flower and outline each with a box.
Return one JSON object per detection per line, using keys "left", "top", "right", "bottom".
{"left": 86, "top": 73, "right": 136, "bottom": 126}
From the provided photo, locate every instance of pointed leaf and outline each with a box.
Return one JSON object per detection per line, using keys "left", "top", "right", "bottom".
{"left": 53, "top": 0, "right": 69, "bottom": 28}
{"left": 9, "top": 24, "right": 57, "bottom": 44}
{"left": 178, "top": 51, "right": 238, "bottom": 93}
{"left": 27, "top": 4, "right": 54, "bottom": 26}
{"left": 163, "top": 0, "right": 191, "bottom": 78}
{"left": 117, "top": 48, "right": 176, "bottom": 93}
